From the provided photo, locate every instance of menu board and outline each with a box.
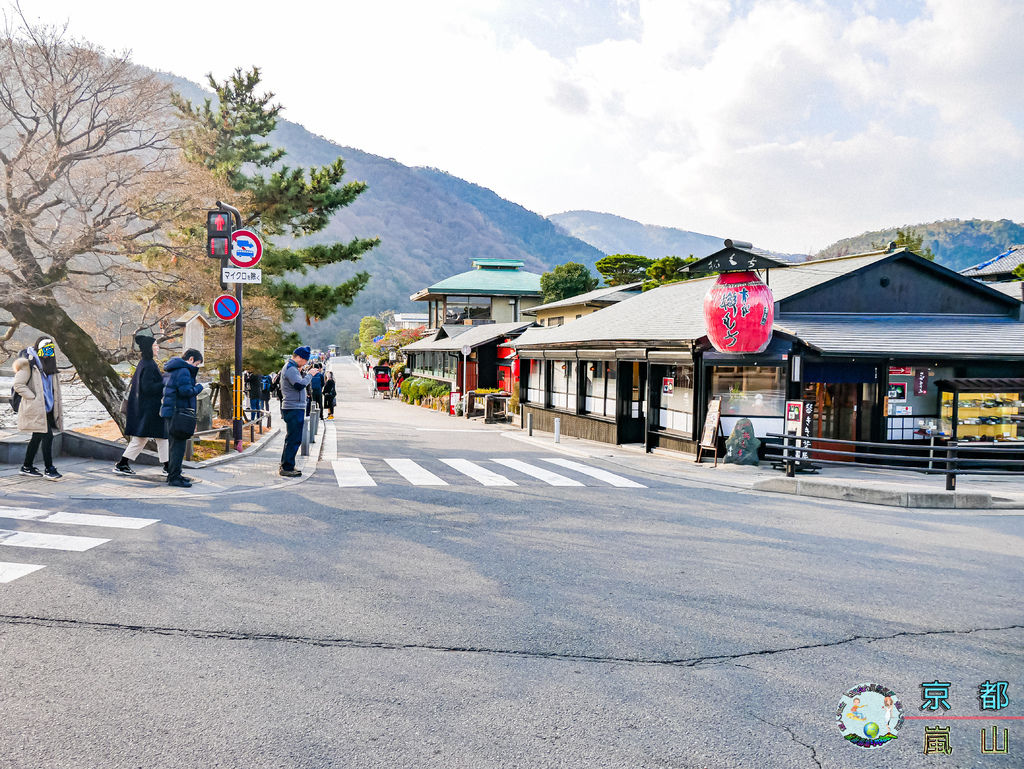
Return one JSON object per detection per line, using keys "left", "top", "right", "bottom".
{"left": 701, "top": 398, "right": 722, "bottom": 448}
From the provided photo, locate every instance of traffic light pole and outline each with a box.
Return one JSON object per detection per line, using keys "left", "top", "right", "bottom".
{"left": 216, "top": 200, "right": 245, "bottom": 450}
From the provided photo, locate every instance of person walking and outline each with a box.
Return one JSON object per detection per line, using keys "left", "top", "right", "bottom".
{"left": 160, "top": 348, "right": 204, "bottom": 488}
{"left": 279, "top": 346, "right": 313, "bottom": 477}
{"left": 246, "top": 370, "right": 263, "bottom": 421}
{"left": 323, "top": 371, "right": 337, "bottom": 420}
{"left": 260, "top": 372, "right": 273, "bottom": 415}
{"left": 13, "top": 337, "right": 64, "bottom": 480}
{"left": 114, "top": 334, "right": 169, "bottom": 476}
{"left": 310, "top": 364, "right": 325, "bottom": 415}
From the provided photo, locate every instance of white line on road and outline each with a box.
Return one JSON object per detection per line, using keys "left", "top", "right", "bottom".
{"left": 539, "top": 458, "right": 647, "bottom": 488}
{"left": 322, "top": 422, "right": 338, "bottom": 462}
{"left": 332, "top": 458, "right": 377, "bottom": 487}
{"left": 440, "top": 459, "right": 517, "bottom": 486}
{"left": 0, "top": 506, "right": 158, "bottom": 529}
{"left": 0, "top": 562, "right": 45, "bottom": 583}
{"left": 490, "top": 458, "right": 584, "bottom": 486}
{"left": 415, "top": 429, "right": 483, "bottom": 432}
{"left": 384, "top": 459, "right": 448, "bottom": 485}
{"left": 0, "top": 529, "right": 110, "bottom": 551}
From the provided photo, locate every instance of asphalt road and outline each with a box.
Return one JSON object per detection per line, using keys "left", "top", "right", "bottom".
{"left": 0, "top": 358, "right": 1020, "bottom": 768}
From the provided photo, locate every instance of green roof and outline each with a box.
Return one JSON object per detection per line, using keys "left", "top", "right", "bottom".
{"left": 420, "top": 266, "right": 542, "bottom": 297}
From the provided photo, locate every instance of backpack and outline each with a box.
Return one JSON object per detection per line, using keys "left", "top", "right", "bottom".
{"left": 261, "top": 374, "right": 273, "bottom": 392}
{"left": 10, "top": 356, "right": 32, "bottom": 414}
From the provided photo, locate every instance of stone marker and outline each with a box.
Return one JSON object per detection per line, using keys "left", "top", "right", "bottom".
{"left": 724, "top": 417, "right": 760, "bottom": 465}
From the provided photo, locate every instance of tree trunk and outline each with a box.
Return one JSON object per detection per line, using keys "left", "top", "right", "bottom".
{"left": 4, "top": 295, "right": 128, "bottom": 433}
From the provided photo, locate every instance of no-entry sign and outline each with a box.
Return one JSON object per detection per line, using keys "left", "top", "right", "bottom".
{"left": 230, "top": 229, "right": 263, "bottom": 269}
{"left": 213, "top": 294, "right": 240, "bottom": 321}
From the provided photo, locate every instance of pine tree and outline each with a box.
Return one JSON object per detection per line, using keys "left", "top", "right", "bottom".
{"left": 174, "top": 68, "right": 380, "bottom": 325}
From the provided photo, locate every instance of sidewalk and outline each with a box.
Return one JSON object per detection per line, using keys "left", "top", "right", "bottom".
{"left": 499, "top": 425, "right": 1024, "bottom": 510}
{"left": 0, "top": 421, "right": 327, "bottom": 501}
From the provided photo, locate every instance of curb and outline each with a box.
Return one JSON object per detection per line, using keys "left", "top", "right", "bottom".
{"left": 182, "top": 425, "right": 281, "bottom": 469}
{"left": 751, "top": 477, "right": 995, "bottom": 509}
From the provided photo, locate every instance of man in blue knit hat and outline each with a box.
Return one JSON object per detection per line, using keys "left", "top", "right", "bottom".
{"left": 278, "top": 346, "right": 313, "bottom": 477}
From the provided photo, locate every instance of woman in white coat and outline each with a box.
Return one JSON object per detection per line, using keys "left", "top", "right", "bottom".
{"left": 12, "top": 337, "right": 64, "bottom": 480}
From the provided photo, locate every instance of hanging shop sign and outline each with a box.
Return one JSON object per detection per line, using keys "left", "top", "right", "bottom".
{"left": 914, "top": 368, "right": 929, "bottom": 396}
{"left": 703, "top": 271, "right": 774, "bottom": 353}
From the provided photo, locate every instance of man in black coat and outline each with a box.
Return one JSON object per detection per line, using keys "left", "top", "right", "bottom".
{"left": 115, "top": 334, "right": 169, "bottom": 476}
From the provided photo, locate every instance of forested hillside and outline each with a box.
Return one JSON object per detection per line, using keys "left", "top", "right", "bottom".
{"left": 549, "top": 210, "right": 724, "bottom": 260}
{"left": 815, "top": 219, "right": 1024, "bottom": 271}
{"left": 165, "top": 75, "right": 602, "bottom": 347}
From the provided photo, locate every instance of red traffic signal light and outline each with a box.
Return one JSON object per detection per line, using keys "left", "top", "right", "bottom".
{"left": 207, "top": 209, "right": 232, "bottom": 258}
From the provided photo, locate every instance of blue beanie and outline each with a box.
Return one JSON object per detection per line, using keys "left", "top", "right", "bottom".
{"left": 293, "top": 346, "right": 311, "bottom": 360}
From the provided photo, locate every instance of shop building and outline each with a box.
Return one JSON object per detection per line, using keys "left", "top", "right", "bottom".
{"left": 524, "top": 283, "right": 642, "bottom": 327}
{"left": 404, "top": 321, "right": 534, "bottom": 394}
{"left": 410, "top": 259, "right": 543, "bottom": 328}
{"left": 513, "top": 245, "right": 1024, "bottom": 455}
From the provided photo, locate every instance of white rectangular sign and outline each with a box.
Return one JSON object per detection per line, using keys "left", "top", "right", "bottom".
{"left": 222, "top": 267, "right": 262, "bottom": 284}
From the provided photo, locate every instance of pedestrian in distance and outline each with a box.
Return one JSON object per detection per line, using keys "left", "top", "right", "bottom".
{"left": 260, "top": 372, "right": 273, "bottom": 414}
{"left": 310, "top": 364, "right": 325, "bottom": 415}
{"left": 246, "top": 369, "right": 263, "bottom": 421}
{"left": 160, "top": 348, "right": 204, "bottom": 488}
{"left": 13, "top": 337, "right": 64, "bottom": 480}
{"left": 323, "top": 371, "right": 336, "bottom": 420}
{"left": 279, "top": 346, "right": 313, "bottom": 477}
{"left": 115, "top": 334, "right": 169, "bottom": 477}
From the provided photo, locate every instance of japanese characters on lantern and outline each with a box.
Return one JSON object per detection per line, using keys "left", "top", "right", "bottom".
{"left": 703, "top": 270, "right": 774, "bottom": 353}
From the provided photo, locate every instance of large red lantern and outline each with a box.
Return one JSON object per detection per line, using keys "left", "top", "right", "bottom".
{"left": 703, "top": 270, "right": 774, "bottom": 353}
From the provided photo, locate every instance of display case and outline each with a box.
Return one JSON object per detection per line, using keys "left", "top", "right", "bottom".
{"left": 940, "top": 391, "right": 1024, "bottom": 442}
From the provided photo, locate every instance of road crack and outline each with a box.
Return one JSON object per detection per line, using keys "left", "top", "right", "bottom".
{"left": 753, "top": 715, "right": 823, "bottom": 768}
{"left": 0, "top": 613, "right": 1019, "bottom": 667}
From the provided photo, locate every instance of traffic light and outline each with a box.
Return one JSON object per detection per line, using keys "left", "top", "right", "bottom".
{"left": 207, "top": 210, "right": 231, "bottom": 257}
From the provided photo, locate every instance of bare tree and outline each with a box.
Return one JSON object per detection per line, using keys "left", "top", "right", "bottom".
{"left": 0, "top": 10, "right": 224, "bottom": 428}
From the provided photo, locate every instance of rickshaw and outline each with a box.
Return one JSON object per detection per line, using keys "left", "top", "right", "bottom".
{"left": 372, "top": 365, "right": 392, "bottom": 398}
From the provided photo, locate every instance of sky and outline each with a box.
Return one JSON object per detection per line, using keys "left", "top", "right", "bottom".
{"left": 19, "top": 0, "right": 1024, "bottom": 253}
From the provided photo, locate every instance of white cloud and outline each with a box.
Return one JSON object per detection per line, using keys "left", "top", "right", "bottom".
{"left": 17, "top": 0, "right": 1024, "bottom": 253}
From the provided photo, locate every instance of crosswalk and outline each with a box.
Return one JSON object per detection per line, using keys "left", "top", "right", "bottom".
{"left": 332, "top": 456, "right": 646, "bottom": 489}
{"left": 0, "top": 504, "right": 159, "bottom": 584}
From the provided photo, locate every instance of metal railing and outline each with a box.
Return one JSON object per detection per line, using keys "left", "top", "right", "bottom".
{"left": 185, "top": 408, "right": 273, "bottom": 461}
{"left": 765, "top": 432, "right": 1024, "bottom": 491}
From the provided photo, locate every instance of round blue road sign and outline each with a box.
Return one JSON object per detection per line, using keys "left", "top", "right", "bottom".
{"left": 213, "top": 294, "right": 240, "bottom": 321}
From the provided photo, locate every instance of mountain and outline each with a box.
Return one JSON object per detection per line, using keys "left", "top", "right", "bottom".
{"left": 548, "top": 210, "right": 725, "bottom": 260}
{"left": 165, "top": 75, "right": 603, "bottom": 347}
{"left": 814, "top": 219, "right": 1024, "bottom": 272}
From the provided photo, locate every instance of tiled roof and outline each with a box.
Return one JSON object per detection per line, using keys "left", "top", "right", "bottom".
{"left": 524, "top": 283, "right": 642, "bottom": 314}
{"left": 962, "top": 246, "right": 1024, "bottom": 277}
{"left": 406, "top": 322, "right": 535, "bottom": 353}
{"left": 776, "top": 315, "right": 1024, "bottom": 357}
{"left": 414, "top": 266, "right": 543, "bottom": 298}
{"left": 513, "top": 251, "right": 894, "bottom": 347}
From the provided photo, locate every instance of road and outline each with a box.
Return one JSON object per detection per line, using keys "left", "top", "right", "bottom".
{"left": 0, "top": 357, "right": 1020, "bottom": 768}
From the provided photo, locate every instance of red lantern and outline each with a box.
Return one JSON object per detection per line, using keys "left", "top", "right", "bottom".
{"left": 703, "top": 271, "right": 774, "bottom": 353}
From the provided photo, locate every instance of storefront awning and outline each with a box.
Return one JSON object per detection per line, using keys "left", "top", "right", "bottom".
{"left": 934, "top": 377, "right": 1024, "bottom": 392}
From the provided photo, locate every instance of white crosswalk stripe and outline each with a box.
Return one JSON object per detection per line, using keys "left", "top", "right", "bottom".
{"left": 0, "top": 505, "right": 161, "bottom": 584}
{"left": 333, "top": 458, "right": 377, "bottom": 487}
{"left": 328, "top": 456, "right": 645, "bottom": 489}
{"left": 384, "top": 458, "right": 448, "bottom": 485}
{"left": 322, "top": 422, "right": 338, "bottom": 462}
{"left": 539, "top": 458, "right": 647, "bottom": 488}
{"left": 490, "top": 458, "right": 584, "bottom": 486}
{"left": 440, "top": 459, "right": 517, "bottom": 486}
{"left": 0, "top": 562, "right": 46, "bottom": 583}
{"left": 0, "top": 506, "right": 158, "bottom": 529}
{"left": 0, "top": 529, "right": 109, "bottom": 551}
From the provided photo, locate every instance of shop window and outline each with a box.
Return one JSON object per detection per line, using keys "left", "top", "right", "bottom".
{"left": 525, "top": 359, "right": 544, "bottom": 404}
{"left": 582, "top": 361, "right": 616, "bottom": 417}
{"left": 655, "top": 364, "right": 694, "bottom": 434}
{"left": 941, "top": 391, "right": 1023, "bottom": 442}
{"left": 548, "top": 360, "right": 574, "bottom": 410}
{"left": 444, "top": 296, "right": 491, "bottom": 323}
{"left": 711, "top": 366, "right": 785, "bottom": 416}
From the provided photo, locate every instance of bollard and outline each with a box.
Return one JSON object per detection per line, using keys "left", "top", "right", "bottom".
{"left": 301, "top": 415, "right": 310, "bottom": 456}
{"left": 527, "top": 412, "right": 533, "bottom": 437}
{"left": 554, "top": 417, "right": 561, "bottom": 443}
{"left": 310, "top": 408, "right": 320, "bottom": 443}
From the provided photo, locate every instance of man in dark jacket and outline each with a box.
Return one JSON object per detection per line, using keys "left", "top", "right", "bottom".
{"left": 309, "top": 365, "right": 324, "bottom": 415}
{"left": 160, "top": 348, "right": 204, "bottom": 488}
{"left": 246, "top": 370, "right": 264, "bottom": 421}
{"left": 115, "top": 334, "right": 168, "bottom": 476}
{"left": 279, "top": 346, "right": 312, "bottom": 477}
